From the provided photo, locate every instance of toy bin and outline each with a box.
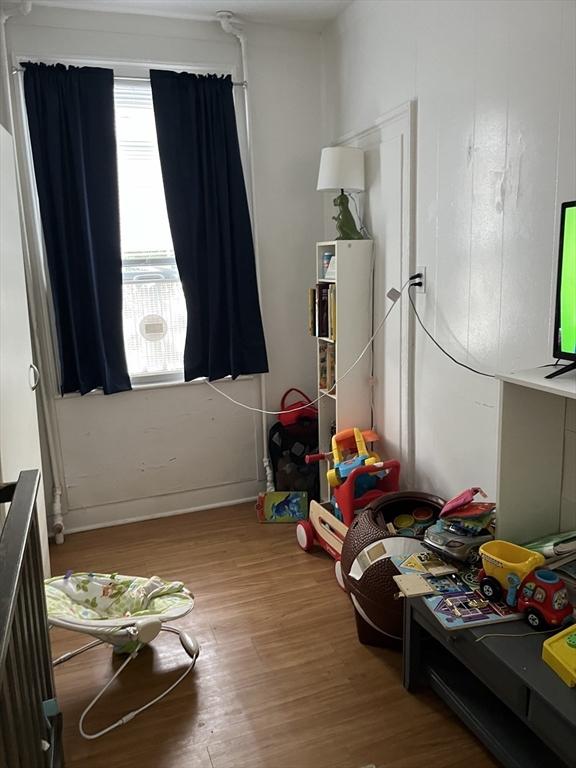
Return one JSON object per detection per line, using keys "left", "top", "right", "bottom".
{"left": 341, "top": 493, "right": 446, "bottom": 648}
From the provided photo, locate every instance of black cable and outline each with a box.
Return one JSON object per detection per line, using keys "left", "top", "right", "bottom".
{"left": 408, "top": 284, "right": 495, "bottom": 378}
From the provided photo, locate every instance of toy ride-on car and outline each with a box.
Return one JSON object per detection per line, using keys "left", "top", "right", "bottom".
{"left": 478, "top": 540, "right": 573, "bottom": 630}
{"left": 295, "top": 427, "right": 401, "bottom": 587}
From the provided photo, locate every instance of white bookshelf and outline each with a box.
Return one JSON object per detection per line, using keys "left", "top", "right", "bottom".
{"left": 313, "top": 240, "right": 373, "bottom": 499}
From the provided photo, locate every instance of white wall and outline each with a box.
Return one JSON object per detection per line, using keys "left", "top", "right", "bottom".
{"left": 7, "top": 6, "right": 322, "bottom": 531}
{"left": 322, "top": 0, "right": 576, "bottom": 500}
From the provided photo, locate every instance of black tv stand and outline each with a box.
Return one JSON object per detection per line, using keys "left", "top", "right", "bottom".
{"left": 545, "top": 360, "right": 576, "bottom": 379}
{"left": 403, "top": 597, "right": 576, "bottom": 768}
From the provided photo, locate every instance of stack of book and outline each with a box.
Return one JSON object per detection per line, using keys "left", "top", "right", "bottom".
{"left": 439, "top": 501, "right": 495, "bottom": 535}
{"left": 308, "top": 283, "right": 336, "bottom": 341}
{"left": 308, "top": 287, "right": 315, "bottom": 335}
{"left": 326, "top": 343, "right": 335, "bottom": 392}
{"left": 318, "top": 341, "right": 336, "bottom": 392}
{"left": 318, "top": 341, "right": 326, "bottom": 389}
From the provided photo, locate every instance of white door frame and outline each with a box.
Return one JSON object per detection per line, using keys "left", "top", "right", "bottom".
{"left": 335, "top": 101, "right": 416, "bottom": 483}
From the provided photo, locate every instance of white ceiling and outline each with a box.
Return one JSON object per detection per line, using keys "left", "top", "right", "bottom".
{"left": 30, "top": 0, "right": 352, "bottom": 29}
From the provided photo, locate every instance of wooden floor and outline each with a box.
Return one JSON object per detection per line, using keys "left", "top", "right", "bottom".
{"left": 49, "top": 504, "right": 497, "bottom": 768}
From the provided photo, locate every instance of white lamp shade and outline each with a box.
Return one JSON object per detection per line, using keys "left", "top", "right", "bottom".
{"left": 316, "top": 146, "right": 365, "bottom": 192}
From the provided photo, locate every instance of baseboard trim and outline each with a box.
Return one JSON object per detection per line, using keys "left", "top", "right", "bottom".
{"left": 57, "top": 480, "right": 263, "bottom": 535}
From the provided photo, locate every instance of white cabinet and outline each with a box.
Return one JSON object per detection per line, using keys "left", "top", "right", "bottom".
{"left": 496, "top": 367, "right": 576, "bottom": 543}
{"left": 313, "top": 240, "right": 373, "bottom": 499}
{"left": 0, "top": 124, "right": 49, "bottom": 574}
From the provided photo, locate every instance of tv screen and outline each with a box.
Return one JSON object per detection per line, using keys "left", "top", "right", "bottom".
{"left": 554, "top": 201, "right": 576, "bottom": 361}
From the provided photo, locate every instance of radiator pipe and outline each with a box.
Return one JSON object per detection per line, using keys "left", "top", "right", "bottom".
{"left": 216, "top": 11, "right": 271, "bottom": 483}
{"left": 1, "top": 0, "right": 67, "bottom": 544}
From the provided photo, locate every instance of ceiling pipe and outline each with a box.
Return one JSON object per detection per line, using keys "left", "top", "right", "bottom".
{"left": 216, "top": 11, "right": 272, "bottom": 488}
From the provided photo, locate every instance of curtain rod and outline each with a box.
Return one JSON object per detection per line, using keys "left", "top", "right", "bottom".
{"left": 12, "top": 67, "right": 247, "bottom": 87}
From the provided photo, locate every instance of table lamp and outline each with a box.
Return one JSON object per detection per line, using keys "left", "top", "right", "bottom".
{"left": 317, "top": 146, "right": 365, "bottom": 240}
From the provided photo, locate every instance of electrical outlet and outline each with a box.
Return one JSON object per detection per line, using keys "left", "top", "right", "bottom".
{"left": 415, "top": 266, "right": 427, "bottom": 293}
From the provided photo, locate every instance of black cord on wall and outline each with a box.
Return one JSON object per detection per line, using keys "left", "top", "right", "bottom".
{"left": 407, "top": 280, "right": 496, "bottom": 379}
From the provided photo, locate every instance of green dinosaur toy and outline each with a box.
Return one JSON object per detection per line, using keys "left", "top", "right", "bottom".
{"left": 332, "top": 191, "right": 363, "bottom": 240}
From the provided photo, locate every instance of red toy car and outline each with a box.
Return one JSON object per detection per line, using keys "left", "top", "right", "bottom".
{"left": 478, "top": 540, "right": 573, "bottom": 630}
{"left": 478, "top": 564, "right": 572, "bottom": 630}
{"left": 515, "top": 570, "right": 572, "bottom": 629}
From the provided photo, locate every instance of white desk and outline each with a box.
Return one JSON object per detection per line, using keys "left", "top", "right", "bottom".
{"left": 496, "top": 367, "right": 576, "bottom": 543}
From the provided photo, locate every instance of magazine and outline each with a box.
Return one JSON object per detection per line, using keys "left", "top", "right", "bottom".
{"left": 524, "top": 530, "right": 576, "bottom": 558}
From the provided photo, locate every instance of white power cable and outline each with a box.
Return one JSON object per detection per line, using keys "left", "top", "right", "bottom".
{"left": 80, "top": 646, "right": 198, "bottom": 739}
{"left": 206, "top": 279, "right": 410, "bottom": 415}
{"left": 79, "top": 648, "right": 140, "bottom": 739}
{"left": 474, "top": 628, "right": 558, "bottom": 643}
{"left": 51, "top": 625, "right": 198, "bottom": 740}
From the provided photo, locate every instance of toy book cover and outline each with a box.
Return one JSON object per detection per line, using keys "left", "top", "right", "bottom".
{"left": 391, "top": 553, "right": 522, "bottom": 630}
{"left": 256, "top": 492, "right": 308, "bottom": 523}
{"left": 423, "top": 582, "right": 522, "bottom": 631}
{"left": 391, "top": 551, "right": 458, "bottom": 577}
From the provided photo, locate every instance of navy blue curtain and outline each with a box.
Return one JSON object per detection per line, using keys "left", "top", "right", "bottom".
{"left": 23, "top": 63, "right": 131, "bottom": 395}
{"left": 150, "top": 70, "right": 268, "bottom": 381}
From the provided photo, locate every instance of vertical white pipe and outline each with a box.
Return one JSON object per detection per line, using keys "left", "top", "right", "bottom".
{"left": 216, "top": 12, "right": 271, "bottom": 486}
{"left": 12, "top": 72, "right": 67, "bottom": 542}
{"left": 2, "top": 1, "right": 67, "bottom": 543}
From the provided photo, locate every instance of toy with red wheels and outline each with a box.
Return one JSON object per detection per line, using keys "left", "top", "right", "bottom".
{"left": 295, "top": 519, "right": 315, "bottom": 552}
{"left": 296, "top": 427, "right": 401, "bottom": 589}
{"left": 304, "top": 428, "right": 400, "bottom": 528}
{"left": 478, "top": 540, "right": 573, "bottom": 630}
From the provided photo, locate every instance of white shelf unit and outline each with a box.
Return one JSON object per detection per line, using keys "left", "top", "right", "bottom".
{"left": 496, "top": 367, "right": 576, "bottom": 543}
{"left": 313, "top": 240, "right": 373, "bottom": 500}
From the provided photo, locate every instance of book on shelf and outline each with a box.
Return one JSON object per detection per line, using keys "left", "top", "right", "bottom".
{"left": 327, "top": 284, "right": 336, "bottom": 341}
{"left": 326, "top": 343, "right": 335, "bottom": 392}
{"left": 308, "top": 287, "right": 316, "bottom": 336}
{"left": 316, "top": 282, "right": 330, "bottom": 337}
{"left": 324, "top": 256, "right": 336, "bottom": 281}
{"left": 318, "top": 341, "right": 327, "bottom": 390}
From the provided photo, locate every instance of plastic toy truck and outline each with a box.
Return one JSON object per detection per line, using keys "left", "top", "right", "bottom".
{"left": 478, "top": 540, "right": 573, "bottom": 630}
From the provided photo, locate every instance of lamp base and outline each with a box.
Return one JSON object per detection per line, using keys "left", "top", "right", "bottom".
{"left": 332, "top": 190, "right": 364, "bottom": 240}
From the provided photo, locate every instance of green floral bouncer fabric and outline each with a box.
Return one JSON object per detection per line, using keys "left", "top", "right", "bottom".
{"left": 45, "top": 573, "right": 192, "bottom": 622}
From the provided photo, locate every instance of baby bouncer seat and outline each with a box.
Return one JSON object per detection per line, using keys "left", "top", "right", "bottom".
{"left": 45, "top": 572, "right": 199, "bottom": 739}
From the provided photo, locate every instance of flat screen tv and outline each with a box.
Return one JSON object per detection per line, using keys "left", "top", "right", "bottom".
{"left": 546, "top": 200, "right": 576, "bottom": 380}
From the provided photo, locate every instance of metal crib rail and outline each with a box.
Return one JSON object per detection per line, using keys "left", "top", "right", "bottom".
{"left": 0, "top": 470, "right": 62, "bottom": 767}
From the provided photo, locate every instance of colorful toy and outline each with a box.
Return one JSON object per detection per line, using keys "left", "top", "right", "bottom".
{"left": 256, "top": 491, "right": 308, "bottom": 523}
{"left": 295, "top": 428, "right": 401, "bottom": 586}
{"left": 305, "top": 428, "right": 398, "bottom": 522}
{"left": 324, "top": 428, "right": 379, "bottom": 488}
{"left": 424, "top": 522, "right": 493, "bottom": 564}
{"left": 542, "top": 623, "right": 576, "bottom": 686}
{"left": 439, "top": 487, "right": 495, "bottom": 534}
{"left": 424, "top": 486, "right": 495, "bottom": 563}
{"left": 478, "top": 540, "right": 573, "bottom": 629}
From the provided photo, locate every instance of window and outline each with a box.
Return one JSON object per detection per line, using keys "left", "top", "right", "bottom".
{"left": 533, "top": 587, "right": 546, "bottom": 603}
{"left": 114, "top": 78, "right": 185, "bottom": 383}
